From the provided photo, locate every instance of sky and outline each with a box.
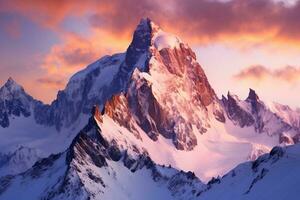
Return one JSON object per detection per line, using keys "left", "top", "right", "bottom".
{"left": 0, "top": 0, "right": 300, "bottom": 108}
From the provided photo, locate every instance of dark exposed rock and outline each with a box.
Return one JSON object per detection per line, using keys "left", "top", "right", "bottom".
{"left": 269, "top": 146, "right": 284, "bottom": 158}
{"left": 222, "top": 93, "right": 254, "bottom": 127}
{"left": 125, "top": 18, "right": 151, "bottom": 70}
{"left": 207, "top": 176, "right": 221, "bottom": 186}
{"left": 87, "top": 171, "right": 105, "bottom": 187}
{"left": 123, "top": 151, "right": 136, "bottom": 170}
{"left": 246, "top": 88, "right": 259, "bottom": 102}
{"left": 92, "top": 105, "right": 103, "bottom": 123}
{"left": 108, "top": 142, "right": 122, "bottom": 161}
{"left": 245, "top": 168, "right": 269, "bottom": 194}
{"left": 0, "top": 175, "right": 14, "bottom": 195}
{"left": 29, "top": 153, "right": 62, "bottom": 179}
{"left": 66, "top": 128, "right": 107, "bottom": 168}
{"left": 0, "top": 113, "right": 9, "bottom": 128}
{"left": 251, "top": 155, "right": 268, "bottom": 172}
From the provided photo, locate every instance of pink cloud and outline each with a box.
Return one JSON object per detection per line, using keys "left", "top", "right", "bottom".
{"left": 234, "top": 65, "right": 300, "bottom": 83}
{"left": 1, "top": 0, "right": 300, "bottom": 45}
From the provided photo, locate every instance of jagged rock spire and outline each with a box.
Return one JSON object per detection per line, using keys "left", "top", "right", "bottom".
{"left": 247, "top": 88, "right": 259, "bottom": 102}
{"left": 125, "top": 18, "right": 153, "bottom": 69}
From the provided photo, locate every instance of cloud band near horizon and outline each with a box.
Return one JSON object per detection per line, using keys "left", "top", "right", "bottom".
{"left": 234, "top": 65, "right": 300, "bottom": 83}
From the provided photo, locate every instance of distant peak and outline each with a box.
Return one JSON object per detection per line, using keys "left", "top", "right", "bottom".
{"left": 6, "top": 77, "right": 16, "bottom": 84}
{"left": 227, "top": 91, "right": 239, "bottom": 101}
{"left": 227, "top": 91, "right": 233, "bottom": 97}
{"left": 4, "top": 77, "right": 20, "bottom": 87}
{"left": 246, "top": 88, "right": 259, "bottom": 102}
{"left": 1, "top": 77, "right": 24, "bottom": 93}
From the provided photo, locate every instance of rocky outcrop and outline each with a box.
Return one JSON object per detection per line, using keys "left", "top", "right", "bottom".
{"left": 156, "top": 44, "right": 216, "bottom": 106}
{"left": 222, "top": 92, "right": 254, "bottom": 127}
{"left": 222, "top": 89, "right": 299, "bottom": 143}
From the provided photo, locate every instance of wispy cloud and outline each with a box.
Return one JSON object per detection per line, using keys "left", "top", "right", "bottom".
{"left": 36, "top": 77, "right": 65, "bottom": 88}
{"left": 234, "top": 65, "right": 300, "bottom": 83}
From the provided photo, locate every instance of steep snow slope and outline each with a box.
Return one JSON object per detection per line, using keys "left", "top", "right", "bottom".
{"left": 0, "top": 54, "right": 124, "bottom": 176}
{"left": 0, "top": 111, "right": 205, "bottom": 200}
{"left": 198, "top": 144, "right": 300, "bottom": 200}
{"left": 0, "top": 146, "right": 40, "bottom": 176}
{"left": 1, "top": 108, "right": 300, "bottom": 200}
{"left": 268, "top": 102, "right": 300, "bottom": 130}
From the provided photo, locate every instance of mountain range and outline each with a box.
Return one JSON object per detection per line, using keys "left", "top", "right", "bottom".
{"left": 0, "top": 18, "right": 299, "bottom": 200}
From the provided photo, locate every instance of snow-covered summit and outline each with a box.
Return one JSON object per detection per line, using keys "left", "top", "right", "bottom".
{"left": 0, "top": 77, "right": 26, "bottom": 99}
{"left": 0, "top": 77, "right": 39, "bottom": 128}
{"left": 3, "top": 77, "right": 22, "bottom": 89}
{"left": 147, "top": 20, "right": 182, "bottom": 51}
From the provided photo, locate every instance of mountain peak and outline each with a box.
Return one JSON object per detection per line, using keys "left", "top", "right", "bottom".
{"left": 136, "top": 18, "right": 152, "bottom": 31}
{"left": 135, "top": 17, "right": 161, "bottom": 34}
{"left": 7, "top": 77, "right": 15, "bottom": 83}
{"left": 246, "top": 88, "right": 259, "bottom": 102}
{"left": 5, "top": 77, "right": 18, "bottom": 85}
{"left": 129, "top": 17, "right": 182, "bottom": 53}
{"left": 1, "top": 77, "right": 23, "bottom": 93}
{"left": 226, "top": 91, "right": 240, "bottom": 101}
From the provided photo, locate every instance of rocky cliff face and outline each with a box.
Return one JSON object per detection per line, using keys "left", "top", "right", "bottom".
{"left": 98, "top": 19, "right": 225, "bottom": 150}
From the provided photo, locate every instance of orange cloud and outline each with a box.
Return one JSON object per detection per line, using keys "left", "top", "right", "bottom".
{"left": 41, "top": 29, "right": 128, "bottom": 87}
{"left": 234, "top": 65, "right": 300, "bottom": 83}
{"left": 2, "top": 0, "right": 300, "bottom": 47}
{"left": 42, "top": 33, "right": 98, "bottom": 75}
{"left": 0, "top": 0, "right": 87, "bottom": 29}
{"left": 87, "top": 0, "right": 300, "bottom": 49}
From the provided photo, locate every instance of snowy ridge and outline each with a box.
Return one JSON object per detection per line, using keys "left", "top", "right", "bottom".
{"left": 0, "top": 146, "right": 40, "bottom": 176}
{"left": 1, "top": 107, "right": 300, "bottom": 200}
{"left": 0, "top": 77, "right": 39, "bottom": 128}
{"left": 0, "top": 111, "right": 205, "bottom": 200}
{"left": 198, "top": 144, "right": 300, "bottom": 200}
{"left": 222, "top": 89, "right": 300, "bottom": 144}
